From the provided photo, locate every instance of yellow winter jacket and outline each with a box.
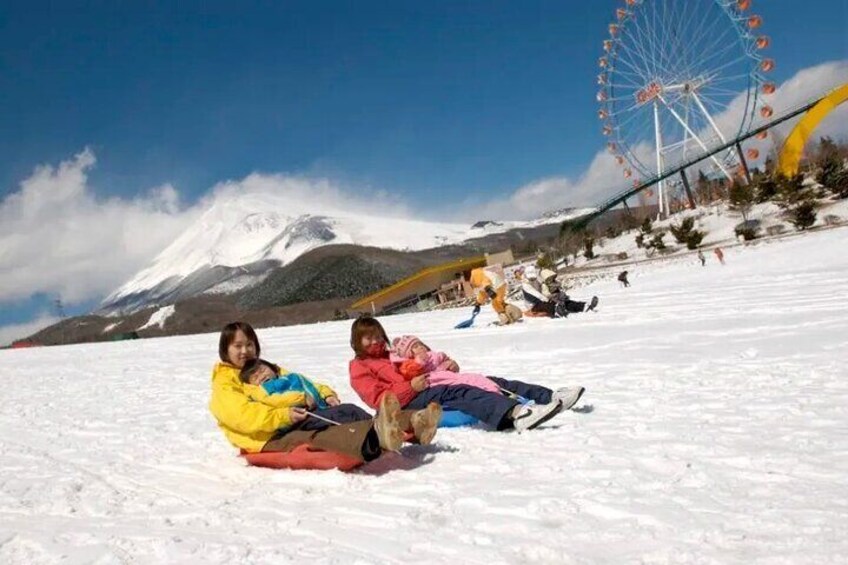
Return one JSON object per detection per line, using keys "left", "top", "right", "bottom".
{"left": 469, "top": 266, "right": 508, "bottom": 313}
{"left": 208, "top": 362, "right": 337, "bottom": 453}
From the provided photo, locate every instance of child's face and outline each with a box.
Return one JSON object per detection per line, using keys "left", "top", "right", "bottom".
{"left": 360, "top": 332, "right": 384, "bottom": 349}
{"left": 247, "top": 364, "right": 275, "bottom": 386}
{"left": 411, "top": 342, "right": 429, "bottom": 357}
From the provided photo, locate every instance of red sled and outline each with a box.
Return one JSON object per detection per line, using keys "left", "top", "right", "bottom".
{"left": 523, "top": 309, "right": 549, "bottom": 318}
{"left": 240, "top": 444, "right": 363, "bottom": 472}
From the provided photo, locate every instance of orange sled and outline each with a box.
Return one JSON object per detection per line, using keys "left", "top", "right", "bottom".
{"left": 523, "top": 309, "right": 549, "bottom": 318}
{"left": 240, "top": 444, "right": 363, "bottom": 471}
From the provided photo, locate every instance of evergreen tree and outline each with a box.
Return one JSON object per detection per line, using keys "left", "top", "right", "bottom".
{"left": 583, "top": 236, "right": 595, "bottom": 260}
{"left": 728, "top": 181, "right": 756, "bottom": 223}
{"left": 789, "top": 201, "right": 817, "bottom": 231}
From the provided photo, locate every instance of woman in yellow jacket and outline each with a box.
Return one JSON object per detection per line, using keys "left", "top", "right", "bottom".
{"left": 209, "top": 322, "right": 439, "bottom": 463}
{"left": 469, "top": 265, "right": 522, "bottom": 325}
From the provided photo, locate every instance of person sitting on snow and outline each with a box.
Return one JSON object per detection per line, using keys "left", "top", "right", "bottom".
{"left": 239, "top": 357, "right": 442, "bottom": 448}
{"left": 522, "top": 267, "right": 598, "bottom": 318}
{"left": 389, "top": 335, "right": 502, "bottom": 394}
{"left": 349, "top": 316, "right": 586, "bottom": 433}
{"left": 469, "top": 265, "right": 523, "bottom": 325}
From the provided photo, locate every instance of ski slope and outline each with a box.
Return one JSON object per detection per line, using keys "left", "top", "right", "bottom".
{"left": 1, "top": 227, "right": 847, "bottom": 564}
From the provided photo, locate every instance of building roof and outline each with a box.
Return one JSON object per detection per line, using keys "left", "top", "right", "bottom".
{"left": 350, "top": 256, "right": 486, "bottom": 310}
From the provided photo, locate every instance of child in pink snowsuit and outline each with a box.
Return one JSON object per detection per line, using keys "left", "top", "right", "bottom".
{"left": 389, "top": 335, "right": 501, "bottom": 394}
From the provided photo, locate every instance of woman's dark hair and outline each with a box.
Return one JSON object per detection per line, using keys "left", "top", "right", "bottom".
{"left": 350, "top": 315, "right": 390, "bottom": 358}
{"left": 218, "top": 321, "right": 261, "bottom": 364}
{"left": 238, "top": 358, "right": 280, "bottom": 383}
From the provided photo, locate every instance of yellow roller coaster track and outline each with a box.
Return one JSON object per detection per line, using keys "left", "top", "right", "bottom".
{"left": 778, "top": 83, "right": 848, "bottom": 176}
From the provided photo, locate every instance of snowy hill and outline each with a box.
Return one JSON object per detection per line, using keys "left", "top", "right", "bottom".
{"left": 100, "top": 190, "right": 592, "bottom": 313}
{"left": 570, "top": 196, "right": 848, "bottom": 270}
{"left": 2, "top": 225, "right": 846, "bottom": 562}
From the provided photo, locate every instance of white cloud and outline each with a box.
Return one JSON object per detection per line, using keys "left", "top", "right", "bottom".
{"left": 468, "top": 150, "right": 627, "bottom": 220}
{"left": 0, "top": 149, "right": 199, "bottom": 305}
{"left": 0, "top": 313, "right": 58, "bottom": 347}
{"left": 472, "top": 60, "right": 848, "bottom": 220}
{"left": 711, "top": 60, "right": 848, "bottom": 168}
{"left": 205, "top": 171, "right": 413, "bottom": 218}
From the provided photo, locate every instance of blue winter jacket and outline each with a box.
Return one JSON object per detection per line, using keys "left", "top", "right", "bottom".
{"left": 262, "top": 373, "right": 328, "bottom": 409}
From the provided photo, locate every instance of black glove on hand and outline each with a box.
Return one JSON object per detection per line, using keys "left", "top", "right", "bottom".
{"left": 472, "top": 304, "right": 481, "bottom": 315}
{"left": 484, "top": 286, "right": 498, "bottom": 299}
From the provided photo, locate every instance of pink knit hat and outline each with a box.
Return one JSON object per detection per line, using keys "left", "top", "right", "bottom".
{"left": 390, "top": 335, "right": 427, "bottom": 358}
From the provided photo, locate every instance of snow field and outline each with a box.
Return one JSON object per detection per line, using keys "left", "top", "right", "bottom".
{"left": 1, "top": 227, "right": 847, "bottom": 563}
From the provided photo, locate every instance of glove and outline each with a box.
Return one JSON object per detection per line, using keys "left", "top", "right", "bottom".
{"left": 484, "top": 286, "right": 498, "bottom": 299}
{"left": 472, "top": 304, "right": 481, "bottom": 315}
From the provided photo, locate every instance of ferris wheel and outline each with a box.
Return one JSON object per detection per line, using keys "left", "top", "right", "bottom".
{"left": 597, "top": 0, "right": 776, "bottom": 215}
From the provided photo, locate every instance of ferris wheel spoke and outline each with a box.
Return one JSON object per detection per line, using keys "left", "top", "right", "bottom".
{"left": 612, "top": 51, "right": 654, "bottom": 84}
{"left": 699, "top": 45, "right": 741, "bottom": 77}
{"left": 697, "top": 29, "right": 746, "bottom": 72}
{"left": 610, "top": 110, "right": 652, "bottom": 133}
{"left": 625, "top": 18, "right": 663, "bottom": 77}
{"left": 627, "top": 9, "right": 656, "bottom": 77}
{"left": 704, "top": 53, "right": 753, "bottom": 81}
{"left": 711, "top": 72, "right": 756, "bottom": 85}
{"left": 649, "top": 3, "right": 676, "bottom": 77}
{"left": 608, "top": 76, "right": 644, "bottom": 92}
{"left": 697, "top": 92, "right": 738, "bottom": 115}
{"left": 613, "top": 108, "right": 653, "bottom": 133}
{"left": 678, "top": 7, "right": 731, "bottom": 77}
{"left": 663, "top": 1, "right": 690, "bottom": 79}
{"left": 657, "top": 96, "right": 733, "bottom": 180}
{"left": 701, "top": 87, "right": 746, "bottom": 99}
{"left": 615, "top": 29, "right": 655, "bottom": 79}
{"left": 616, "top": 36, "right": 651, "bottom": 81}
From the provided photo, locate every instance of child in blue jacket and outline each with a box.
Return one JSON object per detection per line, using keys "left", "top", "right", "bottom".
{"left": 239, "top": 358, "right": 442, "bottom": 449}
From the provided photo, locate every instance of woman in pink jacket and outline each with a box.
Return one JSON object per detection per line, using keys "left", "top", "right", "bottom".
{"left": 348, "top": 316, "right": 586, "bottom": 432}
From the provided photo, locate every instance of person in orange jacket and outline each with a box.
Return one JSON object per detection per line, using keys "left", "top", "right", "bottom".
{"left": 469, "top": 265, "right": 522, "bottom": 324}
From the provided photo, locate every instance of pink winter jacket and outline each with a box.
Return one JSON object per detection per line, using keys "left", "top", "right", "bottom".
{"left": 425, "top": 370, "right": 501, "bottom": 394}
{"left": 389, "top": 351, "right": 453, "bottom": 374}
{"left": 388, "top": 352, "right": 500, "bottom": 394}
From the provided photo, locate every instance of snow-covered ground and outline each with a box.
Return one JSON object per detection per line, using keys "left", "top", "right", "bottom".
{"left": 576, "top": 197, "right": 848, "bottom": 270}
{"left": 2, "top": 227, "right": 847, "bottom": 564}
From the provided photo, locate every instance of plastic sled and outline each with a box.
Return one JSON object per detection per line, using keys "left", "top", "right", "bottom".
{"left": 241, "top": 444, "right": 363, "bottom": 471}
{"left": 439, "top": 410, "right": 479, "bottom": 428}
{"left": 454, "top": 310, "right": 479, "bottom": 329}
{"left": 523, "top": 309, "right": 550, "bottom": 318}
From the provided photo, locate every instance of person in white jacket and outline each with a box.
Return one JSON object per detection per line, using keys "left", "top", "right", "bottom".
{"left": 522, "top": 267, "right": 598, "bottom": 318}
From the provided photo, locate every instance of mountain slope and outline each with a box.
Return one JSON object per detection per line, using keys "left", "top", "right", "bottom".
{"left": 100, "top": 190, "right": 591, "bottom": 313}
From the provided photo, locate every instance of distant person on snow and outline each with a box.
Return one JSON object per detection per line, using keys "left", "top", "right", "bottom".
{"left": 618, "top": 271, "right": 630, "bottom": 288}
{"left": 469, "top": 265, "right": 523, "bottom": 325}
{"left": 522, "top": 267, "right": 598, "bottom": 318}
{"left": 697, "top": 250, "right": 706, "bottom": 266}
{"left": 348, "top": 316, "right": 586, "bottom": 432}
{"left": 714, "top": 247, "right": 725, "bottom": 265}
{"left": 389, "top": 334, "right": 500, "bottom": 394}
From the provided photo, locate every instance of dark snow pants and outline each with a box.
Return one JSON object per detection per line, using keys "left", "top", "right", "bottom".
{"left": 488, "top": 376, "right": 553, "bottom": 405}
{"left": 405, "top": 385, "right": 519, "bottom": 430}
{"left": 262, "top": 404, "right": 382, "bottom": 462}
{"left": 556, "top": 294, "right": 586, "bottom": 313}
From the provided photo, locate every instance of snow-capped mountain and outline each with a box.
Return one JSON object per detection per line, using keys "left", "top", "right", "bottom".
{"left": 100, "top": 190, "right": 591, "bottom": 313}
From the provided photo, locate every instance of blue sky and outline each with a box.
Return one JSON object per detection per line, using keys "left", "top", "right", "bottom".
{"left": 1, "top": 0, "right": 846, "bottom": 342}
